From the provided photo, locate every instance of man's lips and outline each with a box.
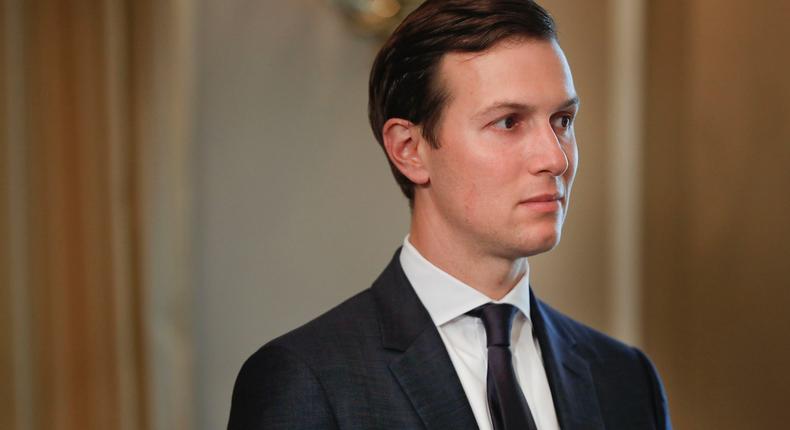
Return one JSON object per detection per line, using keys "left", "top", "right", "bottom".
{"left": 519, "top": 193, "right": 564, "bottom": 212}
{"left": 521, "top": 193, "right": 563, "bottom": 203}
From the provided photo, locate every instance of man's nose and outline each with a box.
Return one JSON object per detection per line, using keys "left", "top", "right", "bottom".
{"left": 526, "top": 122, "right": 569, "bottom": 176}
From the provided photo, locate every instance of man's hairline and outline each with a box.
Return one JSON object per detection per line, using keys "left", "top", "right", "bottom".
{"left": 415, "top": 35, "right": 563, "bottom": 148}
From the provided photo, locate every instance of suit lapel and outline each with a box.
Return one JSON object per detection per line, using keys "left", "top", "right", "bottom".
{"left": 532, "top": 293, "right": 606, "bottom": 430}
{"left": 371, "top": 250, "right": 607, "bottom": 430}
{"left": 389, "top": 328, "right": 479, "bottom": 430}
{"left": 372, "top": 249, "right": 478, "bottom": 430}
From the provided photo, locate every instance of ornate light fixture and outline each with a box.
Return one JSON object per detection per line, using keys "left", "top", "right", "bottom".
{"left": 332, "top": 0, "right": 423, "bottom": 39}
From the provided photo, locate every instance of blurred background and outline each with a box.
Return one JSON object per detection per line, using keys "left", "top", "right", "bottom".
{"left": 1, "top": 0, "right": 789, "bottom": 429}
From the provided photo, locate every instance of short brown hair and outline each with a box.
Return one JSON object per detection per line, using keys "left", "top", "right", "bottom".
{"left": 368, "top": 0, "right": 557, "bottom": 202}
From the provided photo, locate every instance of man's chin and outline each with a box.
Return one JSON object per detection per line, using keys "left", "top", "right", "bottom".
{"left": 515, "top": 230, "right": 562, "bottom": 257}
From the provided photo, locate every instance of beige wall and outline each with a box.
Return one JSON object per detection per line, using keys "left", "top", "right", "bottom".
{"left": 193, "top": 2, "right": 406, "bottom": 429}
{"left": 530, "top": 0, "right": 613, "bottom": 332}
{"left": 192, "top": 1, "right": 616, "bottom": 429}
{"left": 644, "top": 0, "right": 790, "bottom": 428}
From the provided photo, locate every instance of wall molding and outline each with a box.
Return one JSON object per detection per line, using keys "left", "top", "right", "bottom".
{"left": 608, "top": 0, "right": 647, "bottom": 345}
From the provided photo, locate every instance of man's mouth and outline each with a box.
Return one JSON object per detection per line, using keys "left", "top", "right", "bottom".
{"left": 521, "top": 192, "right": 563, "bottom": 203}
{"left": 519, "top": 193, "right": 564, "bottom": 213}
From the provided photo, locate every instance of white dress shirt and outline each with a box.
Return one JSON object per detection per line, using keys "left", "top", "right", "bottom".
{"left": 399, "top": 237, "right": 560, "bottom": 430}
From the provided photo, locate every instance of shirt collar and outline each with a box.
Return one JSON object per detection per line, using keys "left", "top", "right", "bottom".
{"left": 399, "top": 236, "right": 531, "bottom": 327}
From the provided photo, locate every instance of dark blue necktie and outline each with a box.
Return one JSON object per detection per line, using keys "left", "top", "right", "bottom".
{"left": 468, "top": 303, "right": 538, "bottom": 430}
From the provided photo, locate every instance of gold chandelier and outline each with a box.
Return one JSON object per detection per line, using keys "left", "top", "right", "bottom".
{"left": 332, "top": 0, "right": 424, "bottom": 38}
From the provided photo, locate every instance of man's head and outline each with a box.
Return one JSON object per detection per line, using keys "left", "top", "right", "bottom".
{"left": 369, "top": 0, "right": 559, "bottom": 201}
{"left": 369, "top": 0, "right": 579, "bottom": 259}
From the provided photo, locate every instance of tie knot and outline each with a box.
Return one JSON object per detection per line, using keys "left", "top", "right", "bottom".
{"left": 467, "top": 303, "right": 518, "bottom": 347}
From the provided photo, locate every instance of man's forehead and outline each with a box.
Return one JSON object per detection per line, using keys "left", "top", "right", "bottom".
{"left": 436, "top": 38, "right": 576, "bottom": 107}
{"left": 440, "top": 37, "right": 561, "bottom": 65}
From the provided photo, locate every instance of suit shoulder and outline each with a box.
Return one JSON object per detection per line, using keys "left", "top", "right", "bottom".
{"left": 229, "top": 290, "right": 378, "bottom": 428}
{"left": 537, "top": 299, "right": 665, "bottom": 378}
{"left": 537, "top": 300, "right": 672, "bottom": 429}
{"left": 229, "top": 341, "right": 339, "bottom": 429}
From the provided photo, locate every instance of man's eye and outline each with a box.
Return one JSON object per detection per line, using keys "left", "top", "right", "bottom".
{"left": 557, "top": 114, "right": 574, "bottom": 129}
{"left": 493, "top": 116, "right": 518, "bottom": 130}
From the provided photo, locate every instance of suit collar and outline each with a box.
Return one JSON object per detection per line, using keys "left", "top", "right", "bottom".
{"left": 371, "top": 249, "right": 606, "bottom": 430}
{"left": 371, "top": 248, "right": 434, "bottom": 351}
{"left": 531, "top": 292, "right": 606, "bottom": 430}
{"left": 372, "top": 248, "right": 479, "bottom": 430}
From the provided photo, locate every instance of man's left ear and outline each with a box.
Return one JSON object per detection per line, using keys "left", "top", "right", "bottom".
{"left": 381, "top": 118, "right": 430, "bottom": 185}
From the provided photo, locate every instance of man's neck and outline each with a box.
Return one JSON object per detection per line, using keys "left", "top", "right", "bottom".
{"left": 408, "top": 217, "right": 527, "bottom": 301}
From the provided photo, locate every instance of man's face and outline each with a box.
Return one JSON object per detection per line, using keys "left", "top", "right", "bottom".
{"left": 418, "top": 38, "right": 578, "bottom": 259}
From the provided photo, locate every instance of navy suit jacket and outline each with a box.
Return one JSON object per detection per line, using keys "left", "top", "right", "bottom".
{"left": 228, "top": 249, "right": 671, "bottom": 429}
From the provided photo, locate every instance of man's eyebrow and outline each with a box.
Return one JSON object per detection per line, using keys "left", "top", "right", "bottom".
{"left": 559, "top": 96, "right": 580, "bottom": 110}
{"left": 473, "top": 101, "right": 534, "bottom": 120}
{"left": 473, "top": 96, "right": 581, "bottom": 119}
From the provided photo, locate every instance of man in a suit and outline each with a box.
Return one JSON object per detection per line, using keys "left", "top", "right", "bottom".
{"left": 229, "top": 0, "right": 671, "bottom": 429}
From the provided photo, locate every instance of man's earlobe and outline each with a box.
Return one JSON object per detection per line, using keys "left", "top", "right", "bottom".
{"left": 382, "top": 118, "right": 430, "bottom": 185}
